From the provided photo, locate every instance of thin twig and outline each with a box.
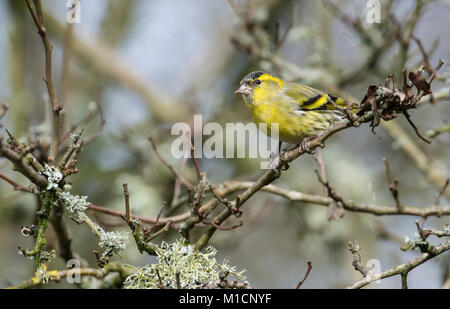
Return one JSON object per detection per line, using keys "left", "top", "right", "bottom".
{"left": 87, "top": 204, "right": 189, "bottom": 224}
{"left": 314, "top": 150, "right": 344, "bottom": 220}
{"left": 155, "top": 267, "right": 164, "bottom": 289}
{"left": 402, "top": 110, "right": 432, "bottom": 144}
{"left": 148, "top": 137, "right": 193, "bottom": 190}
{"left": 435, "top": 179, "right": 449, "bottom": 205}
{"left": 293, "top": 261, "right": 312, "bottom": 289}
{"left": 348, "top": 241, "right": 368, "bottom": 277}
{"left": 154, "top": 202, "right": 167, "bottom": 226}
{"left": 412, "top": 35, "right": 433, "bottom": 74}
{"left": 190, "top": 145, "right": 202, "bottom": 182}
{"left": 383, "top": 158, "right": 403, "bottom": 210}
{"left": 210, "top": 219, "right": 243, "bottom": 231}
{"left": 146, "top": 221, "right": 171, "bottom": 241}
{"left": 0, "top": 103, "right": 8, "bottom": 127}
{"left": 169, "top": 157, "right": 188, "bottom": 209}
{"left": 123, "top": 184, "right": 130, "bottom": 222}
{"left": 427, "top": 124, "right": 450, "bottom": 138}
{"left": 0, "top": 173, "right": 33, "bottom": 193}
{"left": 26, "top": 0, "right": 62, "bottom": 162}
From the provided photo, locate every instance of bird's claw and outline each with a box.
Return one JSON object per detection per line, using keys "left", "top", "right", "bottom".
{"left": 298, "top": 136, "right": 318, "bottom": 154}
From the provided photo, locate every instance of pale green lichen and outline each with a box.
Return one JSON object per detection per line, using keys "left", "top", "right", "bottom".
{"left": 403, "top": 232, "right": 430, "bottom": 251}
{"left": 58, "top": 191, "right": 128, "bottom": 258}
{"left": 124, "top": 239, "right": 247, "bottom": 289}
{"left": 98, "top": 228, "right": 129, "bottom": 255}
{"left": 41, "top": 164, "right": 62, "bottom": 190}
{"left": 58, "top": 191, "right": 90, "bottom": 213}
{"left": 38, "top": 250, "right": 56, "bottom": 265}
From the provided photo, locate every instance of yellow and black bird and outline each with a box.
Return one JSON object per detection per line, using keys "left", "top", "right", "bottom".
{"left": 235, "top": 71, "right": 348, "bottom": 146}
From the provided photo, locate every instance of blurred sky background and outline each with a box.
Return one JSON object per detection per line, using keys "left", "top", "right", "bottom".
{"left": 0, "top": 0, "right": 449, "bottom": 288}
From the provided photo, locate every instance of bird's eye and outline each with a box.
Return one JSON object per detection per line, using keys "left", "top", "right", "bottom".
{"left": 255, "top": 79, "right": 261, "bottom": 85}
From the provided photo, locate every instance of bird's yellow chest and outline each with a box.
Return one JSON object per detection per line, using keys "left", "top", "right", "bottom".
{"left": 248, "top": 100, "right": 305, "bottom": 144}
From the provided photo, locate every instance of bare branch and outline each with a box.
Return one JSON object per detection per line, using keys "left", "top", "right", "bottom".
{"left": 348, "top": 240, "right": 450, "bottom": 289}
{"left": 26, "top": 0, "right": 62, "bottom": 162}
{"left": 348, "top": 241, "right": 368, "bottom": 277}
{"left": 293, "top": 261, "right": 312, "bottom": 289}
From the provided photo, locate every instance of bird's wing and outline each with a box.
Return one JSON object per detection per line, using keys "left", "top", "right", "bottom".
{"left": 283, "top": 82, "right": 347, "bottom": 111}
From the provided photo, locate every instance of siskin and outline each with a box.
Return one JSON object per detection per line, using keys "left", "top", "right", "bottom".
{"left": 235, "top": 71, "right": 349, "bottom": 149}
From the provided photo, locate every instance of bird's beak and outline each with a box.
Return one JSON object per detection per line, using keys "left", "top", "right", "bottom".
{"left": 234, "top": 84, "right": 252, "bottom": 95}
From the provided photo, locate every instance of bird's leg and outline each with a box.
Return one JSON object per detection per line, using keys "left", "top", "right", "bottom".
{"left": 276, "top": 141, "right": 290, "bottom": 170}
{"left": 263, "top": 141, "right": 291, "bottom": 176}
{"left": 266, "top": 148, "right": 289, "bottom": 177}
{"left": 298, "top": 135, "right": 318, "bottom": 154}
{"left": 268, "top": 157, "right": 289, "bottom": 177}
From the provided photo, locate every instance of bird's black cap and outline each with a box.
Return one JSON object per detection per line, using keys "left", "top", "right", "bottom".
{"left": 241, "top": 71, "right": 265, "bottom": 83}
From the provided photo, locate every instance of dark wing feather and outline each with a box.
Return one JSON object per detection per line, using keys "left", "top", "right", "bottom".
{"left": 284, "top": 82, "right": 347, "bottom": 110}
